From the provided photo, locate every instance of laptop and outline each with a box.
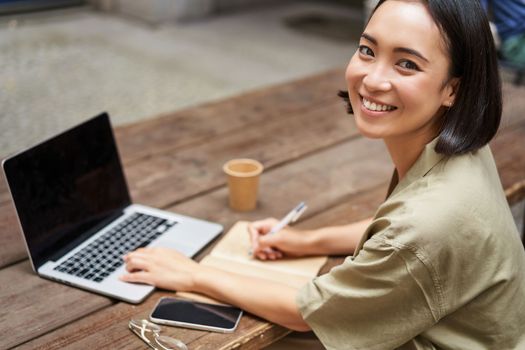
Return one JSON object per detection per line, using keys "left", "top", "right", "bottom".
{"left": 2, "top": 112, "right": 223, "bottom": 303}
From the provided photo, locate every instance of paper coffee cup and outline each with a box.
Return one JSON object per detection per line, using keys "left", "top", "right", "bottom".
{"left": 223, "top": 159, "right": 264, "bottom": 211}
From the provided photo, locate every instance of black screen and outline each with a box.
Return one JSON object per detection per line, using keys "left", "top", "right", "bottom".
{"left": 3, "top": 113, "right": 131, "bottom": 269}
{"left": 151, "top": 298, "right": 242, "bottom": 330}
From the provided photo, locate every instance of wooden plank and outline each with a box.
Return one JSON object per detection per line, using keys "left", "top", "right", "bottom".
{"left": 0, "top": 201, "right": 27, "bottom": 267}
{"left": 296, "top": 184, "right": 388, "bottom": 230}
{"left": 0, "top": 172, "right": 9, "bottom": 205}
{"left": 190, "top": 319, "right": 289, "bottom": 350}
{"left": 0, "top": 260, "right": 113, "bottom": 349}
{"left": 115, "top": 68, "right": 346, "bottom": 165}
{"left": 14, "top": 291, "right": 206, "bottom": 350}
{"left": 168, "top": 135, "right": 393, "bottom": 230}
{"left": 490, "top": 122, "right": 525, "bottom": 196}
{"left": 500, "top": 83, "right": 525, "bottom": 129}
{"left": 125, "top": 101, "right": 354, "bottom": 208}
{"left": 505, "top": 180, "right": 525, "bottom": 207}
{"left": 14, "top": 288, "right": 288, "bottom": 350}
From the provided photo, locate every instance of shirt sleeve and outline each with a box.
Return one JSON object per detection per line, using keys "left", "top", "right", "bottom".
{"left": 297, "top": 234, "right": 442, "bottom": 350}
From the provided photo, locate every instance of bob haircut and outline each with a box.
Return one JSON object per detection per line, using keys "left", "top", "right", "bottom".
{"left": 339, "top": 0, "right": 502, "bottom": 156}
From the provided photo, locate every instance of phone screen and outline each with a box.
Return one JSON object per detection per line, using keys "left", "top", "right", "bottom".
{"left": 150, "top": 298, "right": 243, "bottom": 332}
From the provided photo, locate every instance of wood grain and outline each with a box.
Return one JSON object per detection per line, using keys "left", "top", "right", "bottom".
{"left": 125, "top": 101, "right": 354, "bottom": 209}
{"left": 0, "top": 172, "right": 9, "bottom": 205}
{"left": 0, "top": 201, "right": 27, "bottom": 268}
{"left": 13, "top": 290, "right": 290, "bottom": 350}
{"left": 490, "top": 122, "right": 525, "bottom": 196}
{"left": 0, "top": 261, "right": 113, "bottom": 349}
{"left": 168, "top": 135, "right": 393, "bottom": 229}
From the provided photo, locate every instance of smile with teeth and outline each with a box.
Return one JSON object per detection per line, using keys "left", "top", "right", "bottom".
{"left": 362, "top": 97, "right": 397, "bottom": 112}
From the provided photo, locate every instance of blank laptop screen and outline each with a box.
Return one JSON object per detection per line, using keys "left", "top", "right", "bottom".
{"left": 3, "top": 113, "right": 131, "bottom": 269}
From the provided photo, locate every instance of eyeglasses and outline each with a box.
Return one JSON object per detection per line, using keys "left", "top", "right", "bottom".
{"left": 129, "top": 319, "right": 188, "bottom": 350}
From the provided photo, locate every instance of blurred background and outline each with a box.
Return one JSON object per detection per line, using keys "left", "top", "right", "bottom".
{"left": 0, "top": 0, "right": 371, "bottom": 159}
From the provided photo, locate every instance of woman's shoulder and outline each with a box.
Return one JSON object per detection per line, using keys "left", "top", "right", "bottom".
{"left": 370, "top": 146, "right": 515, "bottom": 250}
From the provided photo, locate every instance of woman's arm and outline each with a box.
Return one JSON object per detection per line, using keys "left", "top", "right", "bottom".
{"left": 309, "top": 217, "right": 373, "bottom": 255}
{"left": 121, "top": 217, "right": 373, "bottom": 329}
{"left": 249, "top": 217, "right": 372, "bottom": 260}
{"left": 195, "top": 265, "right": 310, "bottom": 331}
{"left": 120, "top": 247, "right": 311, "bottom": 331}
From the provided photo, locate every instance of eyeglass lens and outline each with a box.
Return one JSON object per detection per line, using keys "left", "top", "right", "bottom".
{"left": 156, "top": 335, "right": 188, "bottom": 350}
{"left": 129, "top": 319, "right": 188, "bottom": 350}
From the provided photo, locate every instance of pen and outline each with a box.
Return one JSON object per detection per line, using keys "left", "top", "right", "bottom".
{"left": 250, "top": 202, "right": 307, "bottom": 256}
{"left": 267, "top": 202, "right": 307, "bottom": 236}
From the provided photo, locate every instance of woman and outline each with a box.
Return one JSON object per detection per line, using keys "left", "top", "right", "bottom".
{"left": 121, "top": 0, "right": 525, "bottom": 348}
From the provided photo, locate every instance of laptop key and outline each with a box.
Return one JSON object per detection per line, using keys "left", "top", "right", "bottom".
{"left": 53, "top": 212, "right": 175, "bottom": 283}
{"left": 77, "top": 268, "right": 90, "bottom": 277}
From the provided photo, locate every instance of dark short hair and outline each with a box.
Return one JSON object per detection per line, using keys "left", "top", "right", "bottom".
{"left": 340, "top": 0, "right": 502, "bottom": 156}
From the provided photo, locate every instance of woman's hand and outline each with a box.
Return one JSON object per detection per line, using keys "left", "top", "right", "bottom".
{"left": 248, "top": 218, "right": 314, "bottom": 260}
{"left": 120, "top": 247, "right": 203, "bottom": 291}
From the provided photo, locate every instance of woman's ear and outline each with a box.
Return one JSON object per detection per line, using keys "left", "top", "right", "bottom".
{"left": 443, "top": 77, "right": 460, "bottom": 107}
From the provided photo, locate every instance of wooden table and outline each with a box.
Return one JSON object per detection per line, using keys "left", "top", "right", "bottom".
{"left": 1, "top": 68, "right": 524, "bottom": 350}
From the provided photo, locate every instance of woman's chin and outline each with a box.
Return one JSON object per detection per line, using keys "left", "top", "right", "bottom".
{"left": 354, "top": 117, "right": 386, "bottom": 139}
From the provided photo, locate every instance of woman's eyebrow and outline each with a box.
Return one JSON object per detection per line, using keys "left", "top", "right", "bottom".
{"left": 361, "top": 33, "right": 430, "bottom": 63}
{"left": 394, "top": 47, "right": 429, "bottom": 63}
{"left": 361, "top": 33, "right": 378, "bottom": 45}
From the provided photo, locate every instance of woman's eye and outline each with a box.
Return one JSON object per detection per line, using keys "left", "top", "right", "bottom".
{"left": 398, "top": 60, "right": 420, "bottom": 71}
{"left": 358, "top": 45, "right": 374, "bottom": 57}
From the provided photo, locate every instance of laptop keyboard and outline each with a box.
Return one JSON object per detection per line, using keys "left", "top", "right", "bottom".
{"left": 54, "top": 213, "right": 177, "bottom": 283}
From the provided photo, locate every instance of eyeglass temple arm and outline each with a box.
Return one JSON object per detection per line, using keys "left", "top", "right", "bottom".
{"left": 129, "top": 323, "right": 160, "bottom": 350}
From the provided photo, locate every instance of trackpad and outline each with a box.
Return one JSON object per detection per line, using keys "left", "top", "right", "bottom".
{"left": 152, "top": 240, "right": 197, "bottom": 256}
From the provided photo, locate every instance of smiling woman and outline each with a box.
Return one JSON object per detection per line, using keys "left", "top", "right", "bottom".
{"left": 340, "top": 0, "right": 501, "bottom": 159}
{"left": 121, "top": 1, "right": 525, "bottom": 349}
{"left": 347, "top": 0, "right": 463, "bottom": 179}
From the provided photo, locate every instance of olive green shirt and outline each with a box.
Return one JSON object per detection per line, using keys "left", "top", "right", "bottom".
{"left": 297, "top": 139, "right": 525, "bottom": 349}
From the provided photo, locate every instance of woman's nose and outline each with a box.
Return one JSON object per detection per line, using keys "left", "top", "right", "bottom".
{"left": 362, "top": 65, "right": 392, "bottom": 92}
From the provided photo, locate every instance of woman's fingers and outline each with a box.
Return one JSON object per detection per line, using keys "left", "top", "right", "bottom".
{"left": 124, "top": 256, "right": 151, "bottom": 272}
{"left": 248, "top": 224, "right": 261, "bottom": 252}
{"left": 248, "top": 218, "right": 280, "bottom": 256}
{"left": 120, "top": 271, "right": 153, "bottom": 285}
{"left": 120, "top": 247, "right": 200, "bottom": 291}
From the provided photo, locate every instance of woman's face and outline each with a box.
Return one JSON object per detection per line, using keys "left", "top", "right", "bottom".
{"left": 346, "top": 0, "right": 457, "bottom": 142}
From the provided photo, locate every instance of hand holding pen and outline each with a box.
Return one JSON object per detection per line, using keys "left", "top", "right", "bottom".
{"left": 248, "top": 202, "right": 307, "bottom": 260}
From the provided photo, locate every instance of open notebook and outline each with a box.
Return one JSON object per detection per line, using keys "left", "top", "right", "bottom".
{"left": 177, "top": 221, "right": 327, "bottom": 304}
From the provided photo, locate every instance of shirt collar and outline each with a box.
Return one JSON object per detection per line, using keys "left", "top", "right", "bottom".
{"left": 387, "top": 137, "right": 445, "bottom": 199}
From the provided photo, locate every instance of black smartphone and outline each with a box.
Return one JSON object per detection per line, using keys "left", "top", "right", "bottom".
{"left": 149, "top": 297, "right": 243, "bottom": 333}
